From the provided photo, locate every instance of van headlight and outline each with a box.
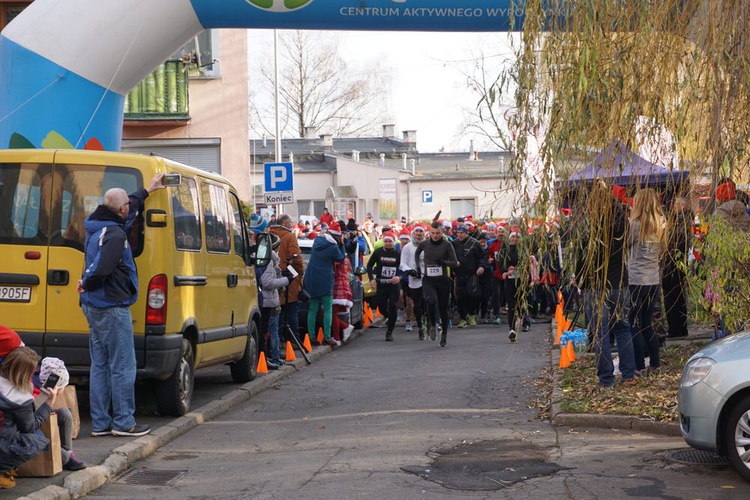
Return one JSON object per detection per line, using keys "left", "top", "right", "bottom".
{"left": 681, "top": 357, "right": 715, "bottom": 388}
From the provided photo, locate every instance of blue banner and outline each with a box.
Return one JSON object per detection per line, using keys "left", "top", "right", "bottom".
{"left": 192, "top": 0, "right": 529, "bottom": 32}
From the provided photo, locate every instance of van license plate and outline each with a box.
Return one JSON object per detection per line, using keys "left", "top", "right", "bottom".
{"left": 0, "top": 286, "right": 31, "bottom": 302}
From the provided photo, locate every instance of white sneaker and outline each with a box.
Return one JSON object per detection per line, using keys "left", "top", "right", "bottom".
{"left": 508, "top": 330, "right": 517, "bottom": 342}
{"left": 405, "top": 321, "right": 412, "bottom": 332}
{"left": 342, "top": 324, "right": 355, "bottom": 342}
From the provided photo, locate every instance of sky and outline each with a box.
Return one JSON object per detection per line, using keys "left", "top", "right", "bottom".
{"left": 247, "top": 30, "right": 518, "bottom": 154}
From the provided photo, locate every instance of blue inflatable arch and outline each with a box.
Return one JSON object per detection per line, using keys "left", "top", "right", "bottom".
{"left": 0, "top": 0, "right": 528, "bottom": 151}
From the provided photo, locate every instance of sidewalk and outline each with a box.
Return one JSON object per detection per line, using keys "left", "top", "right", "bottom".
{"left": 548, "top": 319, "right": 712, "bottom": 437}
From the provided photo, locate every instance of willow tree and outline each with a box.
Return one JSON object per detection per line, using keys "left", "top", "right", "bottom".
{"left": 498, "top": 0, "right": 750, "bottom": 332}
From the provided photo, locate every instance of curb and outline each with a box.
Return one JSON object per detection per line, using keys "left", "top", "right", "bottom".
{"left": 548, "top": 322, "right": 681, "bottom": 438}
{"left": 19, "top": 329, "right": 361, "bottom": 500}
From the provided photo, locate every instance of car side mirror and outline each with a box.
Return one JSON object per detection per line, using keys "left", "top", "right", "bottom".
{"left": 251, "top": 233, "right": 272, "bottom": 268}
{"left": 354, "top": 266, "right": 367, "bottom": 276}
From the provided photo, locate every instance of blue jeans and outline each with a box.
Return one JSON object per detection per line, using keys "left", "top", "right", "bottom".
{"left": 82, "top": 305, "right": 137, "bottom": 432}
{"left": 265, "top": 308, "right": 281, "bottom": 363}
{"left": 584, "top": 288, "right": 635, "bottom": 386}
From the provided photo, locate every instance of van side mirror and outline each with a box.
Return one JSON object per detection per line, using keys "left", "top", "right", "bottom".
{"left": 252, "top": 233, "right": 272, "bottom": 268}
{"left": 354, "top": 266, "right": 367, "bottom": 276}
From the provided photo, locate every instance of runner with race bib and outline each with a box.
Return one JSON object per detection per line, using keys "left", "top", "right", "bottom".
{"left": 414, "top": 221, "right": 458, "bottom": 347}
{"left": 367, "top": 232, "right": 403, "bottom": 341}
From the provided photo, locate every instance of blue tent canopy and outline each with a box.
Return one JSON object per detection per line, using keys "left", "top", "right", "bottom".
{"left": 566, "top": 142, "right": 688, "bottom": 187}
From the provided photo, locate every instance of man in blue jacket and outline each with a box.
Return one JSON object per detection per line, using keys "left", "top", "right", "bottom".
{"left": 77, "top": 174, "right": 164, "bottom": 437}
{"left": 303, "top": 221, "right": 346, "bottom": 346}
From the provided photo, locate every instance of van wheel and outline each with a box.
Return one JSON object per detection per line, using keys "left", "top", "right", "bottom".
{"left": 155, "top": 339, "right": 194, "bottom": 417}
{"left": 231, "top": 322, "right": 258, "bottom": 383}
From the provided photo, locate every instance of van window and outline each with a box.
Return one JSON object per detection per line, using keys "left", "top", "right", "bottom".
{"left": 229, "top": 193, "right": 246, "bottom": 259}
{"left": 0, "top": 162, "right": 51, "bottom": 245}
{"left": 201, "top": 182, "right": 231, "bottom": 253}
{"left": 172, "top": 178, "right": 202, "bottom": 251}
{"left": 51, "top": 164, "right": 141, "bottom": 254}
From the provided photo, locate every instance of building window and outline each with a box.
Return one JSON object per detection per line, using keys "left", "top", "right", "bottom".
{"left": 450, "top": 198, "right": 476, "bottom": 219}
{"left": 123, "top": 30, "right": 220, "bottom": 122}
{"left": 1, "top": 3, "right": 30, "bottom": 30}
{"left": 174, "top": 30, "right": 221, "bottom": 79}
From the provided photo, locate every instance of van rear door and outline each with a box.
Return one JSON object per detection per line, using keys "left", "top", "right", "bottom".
{"left": 0, "top": 152, "right": 55, "bottom": 347}
{"left": 45, "top": 153, "right": 142, "bottom": 365}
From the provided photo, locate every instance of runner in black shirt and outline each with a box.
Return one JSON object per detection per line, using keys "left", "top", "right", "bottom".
{"left": 367, "top": 233, "right": 403, "bottom": 341}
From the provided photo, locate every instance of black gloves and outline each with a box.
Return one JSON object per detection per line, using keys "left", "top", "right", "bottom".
{"left": 407, "top": 269, "right": 419, "bottom": 277}
{"left": 281, "top": 269, "right": 295, "bottom": 284}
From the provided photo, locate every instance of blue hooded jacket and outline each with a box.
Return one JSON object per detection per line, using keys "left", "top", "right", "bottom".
{"left": 303, "top": 235, "right": 345, "bottom": 298}
{"left": 80, "top": 189, "right": 148, "bottom": 309}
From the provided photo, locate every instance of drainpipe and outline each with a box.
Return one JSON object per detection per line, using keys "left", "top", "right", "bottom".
{"left": 406, "top": 178, "right": 411, "bottom": 221}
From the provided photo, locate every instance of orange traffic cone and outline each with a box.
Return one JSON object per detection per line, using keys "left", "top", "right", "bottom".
{"left": 559, "top": 343, "right": 571, "bottom": 368}
{"left": 316, "top": 327, "right": 324, "bottom": 345}
{"left": 303, "top": 333, "right": 313, "bottom": 353}
{"left": 285, "top": 341, "right": 296, "bottom": 362}
{"left": 566, "top": 339, "right": 576, "bottom": 363}
{"left": 363, "top": 313, "right": 371, "bottom": 328}
{"left": 257, "top": 351, "right": 268, "bottom": 374}
{"left": 375, "top": 307, "right": 383, "bottom": 317}
{"left": 555, "top": 319, "right": 564, "bottom": 346}
{"left": 364, "top": 302, "right": 374, "bottom": 322}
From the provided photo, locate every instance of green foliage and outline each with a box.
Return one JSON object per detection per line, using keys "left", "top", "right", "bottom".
{"left": 698, "top": 216, "right": 750, "bottom": 331}
{"left": 241, "top": 200, "right": 254, "bottom": 223}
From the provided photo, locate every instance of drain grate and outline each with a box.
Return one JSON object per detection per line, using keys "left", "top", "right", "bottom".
{"left": 664, "top": 448, "right": 731, "bottom": 466}
{"left": 117, "top": 469, "right": 188, "bottom": 486}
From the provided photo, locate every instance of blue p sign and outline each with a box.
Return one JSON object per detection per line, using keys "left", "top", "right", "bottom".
{"left": 422, "top": 190, "right": 433, "bottom": 204}
{"left": 264, "top": 162, "right": 294, "bottom": 192}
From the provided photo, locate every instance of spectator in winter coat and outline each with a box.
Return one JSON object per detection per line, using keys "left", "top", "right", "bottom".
{"left": 270, "top": 214, "right": 306, "bottom": 342}
{"left": 0, "top": 347, "right": 59, "bottom": 488}
{"left": 319, "top": 208, "right": 334, "bottom": 226}
{"left": 258, "top": 243, "right": 295, "bottom": 369}
{"left": 304, "top": 222, "right": 346, "bottom": 346}
{"left": 714, "top": 180, "right": 750, "bottom": 232}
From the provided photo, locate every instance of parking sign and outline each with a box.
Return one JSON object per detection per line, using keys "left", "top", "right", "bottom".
{"left": 422, "top": 190, "right": 433, "bottom": 204}
{"left": 264, "top": 162, "right": 294, "bottom": 192}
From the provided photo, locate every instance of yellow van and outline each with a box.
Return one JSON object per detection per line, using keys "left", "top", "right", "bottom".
{"left": 0, "top": 149, "right": 270, "bottom": 416}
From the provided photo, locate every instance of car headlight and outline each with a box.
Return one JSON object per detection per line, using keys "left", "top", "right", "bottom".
{"left": 681, "top": 357, "right": 715, "bottom": 388}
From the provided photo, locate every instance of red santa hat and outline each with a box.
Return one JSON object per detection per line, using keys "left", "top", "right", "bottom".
{"left": 327, "top": 221, "right": 342, "bottom": 235}
{"left": 399, "top": 227, "right": 411, "bottom": 239}
{"left": 0, "top": 325, "right": 23, "bottom": 358}
{"left": 716, "top": 182, "right": 736, "bottom": 203}
{"left": 612, "top": 185, "right": 628, "bottom": 203}
{"left": 411, "top": 224, "right": 425, "bottom": 234}
{"left": 382, "top": 232, "right": 396, "bottom": 242}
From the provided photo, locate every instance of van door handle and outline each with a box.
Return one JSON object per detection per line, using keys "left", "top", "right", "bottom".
{"left": 227, "top": 273, "right": 238, "bottom": 288}
{"left": 47, "top": 269, "right": 70, "bottom": 286}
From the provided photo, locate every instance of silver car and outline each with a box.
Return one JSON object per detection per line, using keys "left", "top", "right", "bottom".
{"left": 679, "top": 331, "right": 750, "bottom": 481}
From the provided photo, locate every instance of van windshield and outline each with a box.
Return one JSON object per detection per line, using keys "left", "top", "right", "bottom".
{"left": 0, "top": 162, "right": 141, "bottom": 251}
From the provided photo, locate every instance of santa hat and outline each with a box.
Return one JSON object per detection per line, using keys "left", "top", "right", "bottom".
{"left": 399, "top": 228, "right": 411, "bottom": 239}
{"left": 328, "top": 221, "right": 342, "bottom": 235}
{"left": 716, "top": 182, "right": 736, "bottom": 203}
{"left": 412, "top": 224, "right": 425, "bottom": 234}
{"left": 382, "top": 232, "right": 396, "bottom": 242}
{"left": 612, "top": 185, "right": 628, "bottom": 203}
{"left": 308, "top": 231, "right": 318, "bottom": 239}
{"left": 0, "top": 325, "right": 23, "bottom": 358}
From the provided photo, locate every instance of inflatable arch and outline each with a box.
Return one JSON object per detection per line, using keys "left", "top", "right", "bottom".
{"left": 0, "top": 0, "right": 528, "bottom": 151}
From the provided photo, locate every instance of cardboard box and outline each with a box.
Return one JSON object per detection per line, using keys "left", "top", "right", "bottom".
{"left": 52, "top": 385, "right": 80, "bottom": 439}
{"left": 17, "top": 412, "right": 62, "bottom": 477}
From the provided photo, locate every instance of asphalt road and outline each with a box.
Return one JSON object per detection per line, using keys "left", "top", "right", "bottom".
{"left": 10, "top": 319, "right": 750, "bottom": 499}
{"left": 70, "top": 320, "right": 749, "bottom": 500}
